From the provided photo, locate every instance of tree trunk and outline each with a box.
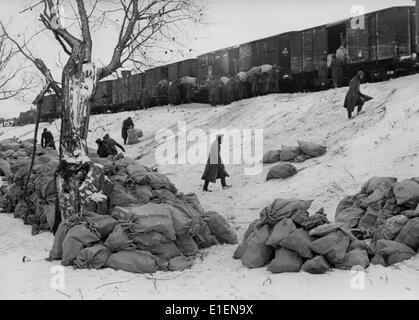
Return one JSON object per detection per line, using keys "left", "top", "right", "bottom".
{"left": 56, "top": 62, "right": 98, "bottom": 220}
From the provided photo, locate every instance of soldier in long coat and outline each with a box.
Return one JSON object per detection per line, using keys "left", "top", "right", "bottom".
{"left": 224, "top": 77, "right": 235, "bottom": 104}
{"left": 331, "top": 54, "right": 343, "bottom": 88}
{"left": 208, "top": 77, "right": 219, "bottom": 106}
{"left": 344, "top": 71, "right": 373, "bottom": 119}
{"left": 168, "top": 80, "right": 181, "bottom": 105}
{"left": 201, "top": 134, "right": 231, "bottom": 192}
{"left": 266, "top": 68, "right": 280, "bottom": 94}
{"left": 121, "top": 117, "right": 134, "bottom": 145}
{"left": 251, "top": 74, "right": 262, "bottom": 97}
{"left": 236, "top": 76, "right": 248, "bottom": 100}
{"left": 318, "top": 55, "right": 328, "bottom": 89}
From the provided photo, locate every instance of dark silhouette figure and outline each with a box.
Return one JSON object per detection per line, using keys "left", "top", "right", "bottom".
{"left": 41, "top": 128, "right": 55, "bottom": 149}
{"left": 96, "top": 139, "right": 113, "bottom": 158}
{"left": 122, "top": 117, "right": 134, "bottom": 145}
{"left": 344, "top": 71, "right": 373, "bottom": 119}
{"left": 201, "top": 134, "right": 232, "bottom": 192}
{"left": 103, "top": 134, "right": 125, "bottom": 156}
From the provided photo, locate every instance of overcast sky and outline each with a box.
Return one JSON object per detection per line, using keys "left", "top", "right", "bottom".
{"left": 0, "top": 0, "right": 414, "bottom": 118}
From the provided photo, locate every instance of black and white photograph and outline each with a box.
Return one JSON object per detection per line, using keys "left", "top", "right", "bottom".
{"left": 0, "top": 0, "right": 419, "bottom": 303}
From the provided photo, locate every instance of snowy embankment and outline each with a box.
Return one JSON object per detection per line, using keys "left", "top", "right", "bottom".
{"left": 1, "top": 74, "right": 419, "bottom": 299}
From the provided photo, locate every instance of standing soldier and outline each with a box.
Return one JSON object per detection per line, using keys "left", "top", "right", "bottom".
{"left": 208, "top": 77, "right": 219, "bottom": 107}
{"left": 331, "top": 54, "right": 343, "bottom": 88}
{"left": 343, "top": 71, "right": 373, "bottom": 119}
{"left": 168, "top": 80, "right": 181, "bottom": 105}
{"left": 217, "top": 78, "right": 225, "bottom": 105}
{"left": 122, "top": 117, "right": 134, "bottom": 145}
{"left": 224, "top": 76, "right": 235, "bottom": 104}
{"left": 318, "top": 54, "right": 328, "bottom": 89}
{"left": 201, "top": 134, "right": 232, "bottom": 192}
{"left": 266, "top": 67, "right": 279, "bottom": 94}
{"left": 251, "top": 73, "right": 262, "bottom": 97}
{"left": 236, "top": 75, "right": 247, "bottom": 100}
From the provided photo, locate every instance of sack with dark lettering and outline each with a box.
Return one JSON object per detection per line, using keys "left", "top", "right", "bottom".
{"left": 127, "top": 204, "right": 176, "bottom": 240}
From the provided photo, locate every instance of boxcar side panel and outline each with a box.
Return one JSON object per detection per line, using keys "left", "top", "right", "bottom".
{"left": 214, "top": 50, "right": 229, "bottom": 76}
{"left": 376, "top": 8, "right": 411, "bottom": 60}
{"left": 346, "top": 20, "right": 359, "bottom": 63}
{"left": 392, "top": 7, "right": 411, "bottom": 56}
{"left": 251, "top": 40, "right": 265, "bottom": 67}
{"left": 168, "top": 63, "right": 178, "bottom": 81}
{"left": 228, "top": 47, "right": 240, "bottom": 75}
{"left": 367, "top": 13, "right": 378, "bottom": 61}
{"left": 314, "top": 27, "right": 327, "bottom": 70}
{"left": 278, "top": 34, "right": 292, "bottom": 75}
{"left": 264, "top": 36, "right": 279, "bottom": 66}
{"left": 239, "top": 43, "right": 252, "bottom": 72}
{"left": 290, "top": 32, "right": 303, "bottom": 74}
{"left": 302, "top": 29, "right": 314, "bottom": 72}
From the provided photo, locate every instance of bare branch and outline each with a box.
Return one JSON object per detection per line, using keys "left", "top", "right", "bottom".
{"left": 0, "top": 21, "right": 61, "bottom": 97}
{"left": 76, "top": 0, "right": 93, "bottom": 61}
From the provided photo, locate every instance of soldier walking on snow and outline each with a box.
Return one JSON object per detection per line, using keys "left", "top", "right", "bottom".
{"left": 344, "top": 71, "right": 373, "bottom": 119}
{"left": 201, "top": 134, "right": 232, "bottom": 192}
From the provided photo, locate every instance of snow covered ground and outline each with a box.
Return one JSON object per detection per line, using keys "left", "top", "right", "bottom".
{"left": 1, "top": 74, "right": 419, "bottom": 300}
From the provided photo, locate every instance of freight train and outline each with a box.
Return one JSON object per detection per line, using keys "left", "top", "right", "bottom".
{"left": 38, "top": 5, "right": 419, "bottom": 122}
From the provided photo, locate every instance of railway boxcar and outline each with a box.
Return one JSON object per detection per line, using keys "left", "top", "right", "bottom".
{"left": 239, "top": 43, "right": 252, "bottom": 72}
{"left": 346, "top": 6, "right": 415, "bottom": 64}
{"left": 291, "top": 6, "right": 416, "bottom": 87}
{"left": 198, "top": 46, "right": 239, "bottom": 81}
{"left": 40, "top": 94, "right": 60, "bottom": 120}
{"left": 246, "top": 32, "right": 294, "bottom": 75}
{"left": 198, "top": 52, "right": 212, "bottom": 81}
{"left": 168, "top": 58, "right": 199, "bottom": 81}
{"left": 145, "top": 66, "right": 169, "bottom": 89}
{"left": 92, "top": 80, "right": 113, "bottom": 114}
{"left": 127, "top": 73, "right": 144, "bottom": 106}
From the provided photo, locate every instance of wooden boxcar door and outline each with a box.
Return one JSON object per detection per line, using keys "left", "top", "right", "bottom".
{"left": 314, "top": 26, "right": 327, "bottom": 71}
{"left": 228, "top": 47, "right": 240, "bottom": 76}
{"left": 278, "top": 34, "right": 291, "bottom": 75}
{"left": 290, "top": 32, "right": 303, "bottom": 74}
{"left": 302, "top": 29, "right": 314, "bottom": 73}
{"left": 239, "top": 43, "right": 252, "bottom": 72}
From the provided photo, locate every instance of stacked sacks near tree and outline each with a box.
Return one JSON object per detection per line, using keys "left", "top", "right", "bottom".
{"left": 235, "top": 176, "right": 419, "bottom": 274}
{"left": 0, "top": 137, "right": 59, "bottom": 235}
{"left": 264, "top": 141, "right": 327, "bottom": 181}
{"left": 1, "top": 137, "right": 238, "bottom": 274}
{"left": 46, "top": 154, "right": 238, "bottom": 273}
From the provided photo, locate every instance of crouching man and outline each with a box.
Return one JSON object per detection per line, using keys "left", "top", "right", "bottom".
{"left": 344, "top": 71, "right": 373, "bottom": 119}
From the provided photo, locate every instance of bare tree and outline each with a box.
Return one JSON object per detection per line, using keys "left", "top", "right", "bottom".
{"left": 0, "top": 27, "right": 36, "bottom": 101}
{"left": 1, "top": 0, "right": 205, "bottom": 221}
